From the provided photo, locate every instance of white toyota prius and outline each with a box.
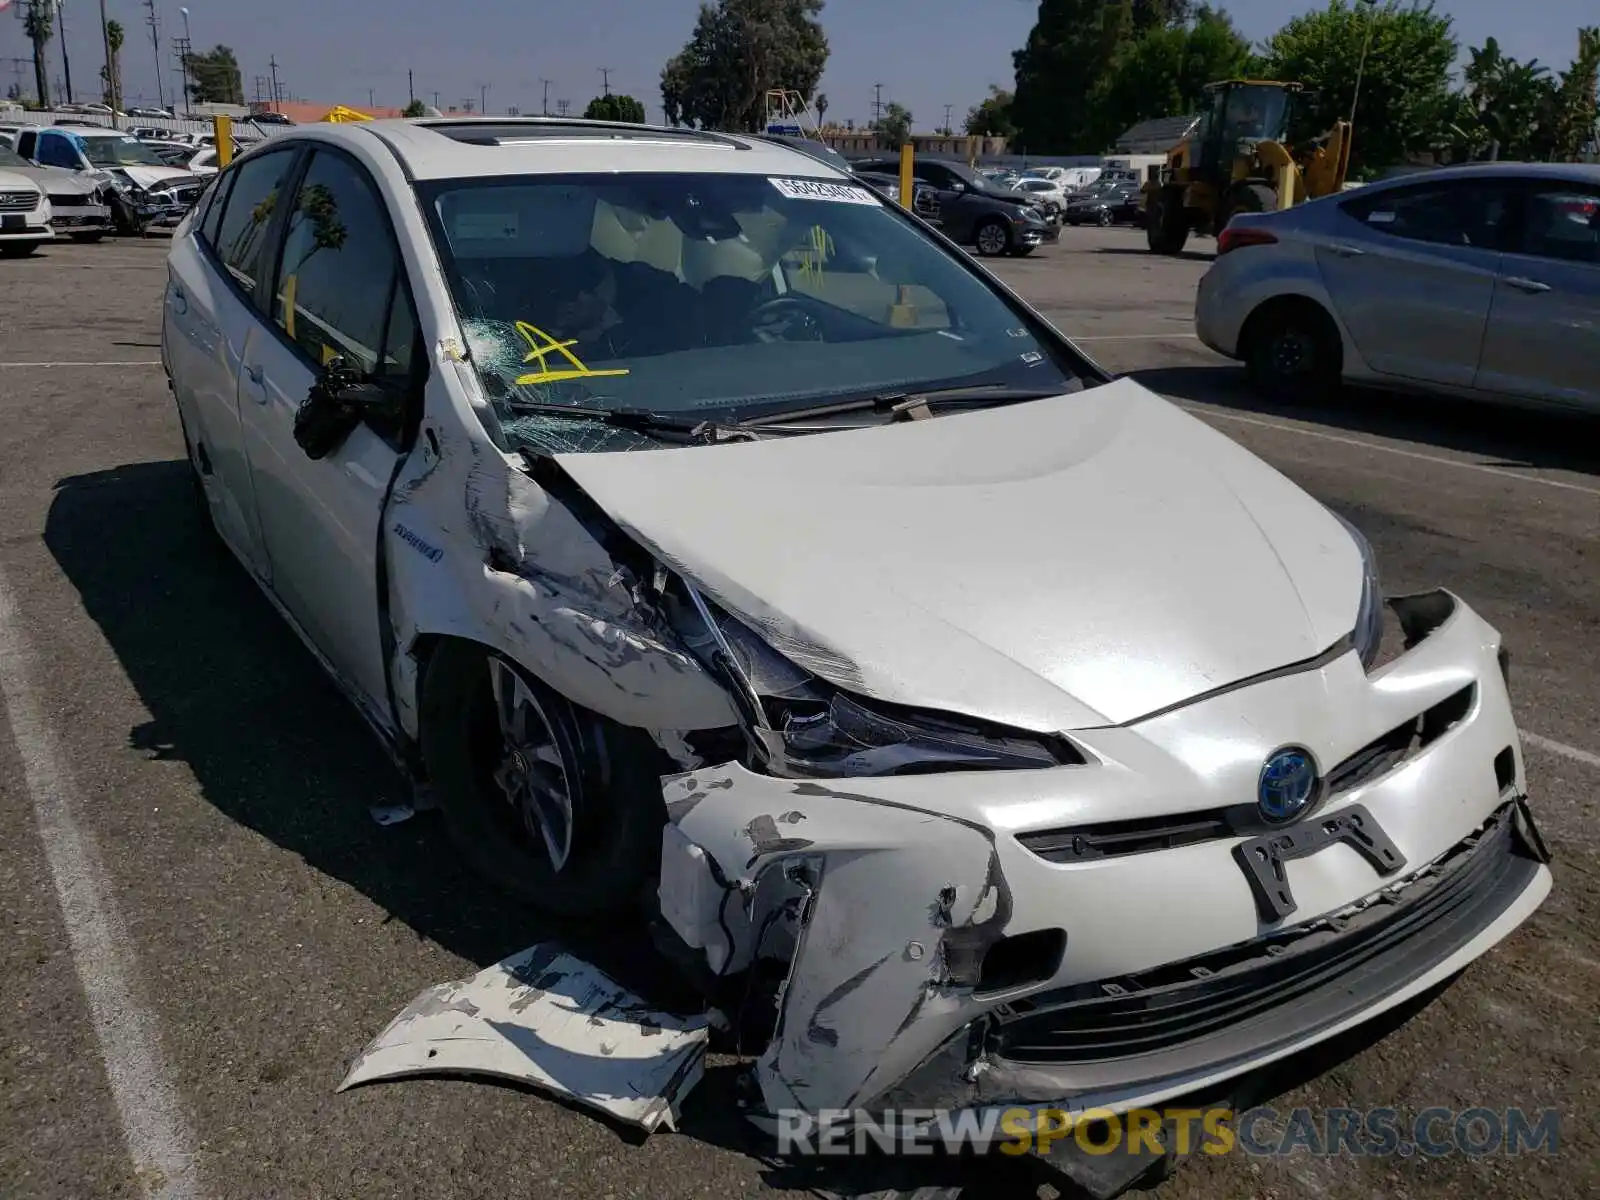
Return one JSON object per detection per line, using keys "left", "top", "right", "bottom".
{"left": 162, "top": 118, "right": 1552, "bottom": 1169}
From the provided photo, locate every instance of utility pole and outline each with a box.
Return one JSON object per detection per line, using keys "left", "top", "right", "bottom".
{"left": 174, "top": 6, "right": 190, "bottom": 109}
{"left": 556, "top": 98, "right": 570, "bottom": 117}
{"left": 57, "top": 0, "right": 75, "bottom": 105}
{"left": 96, "top": 0, "right": 119, "bottom": 126}
{"left": 943, "top": 103, "right": 953, "bottom": 135}
{"left": 539, "top": 77, "right": 550, "bottom": 115}
{"left": 431, "top": 90, "right": 440, "bottom": 109}
{"left": 1349, "top": 0, "right": 1379, "bottom": 126}
{"left": 598, "top": 66, "right": 611, "bottom": 97}
{"left": 407, "top": 68, "right": 413, "bottom": 104}
{"left": 367, "top": 87, "right": 374, "bottom": 107}
{"left": 143, "top": 0, "right": 165, "bottom": 110}
{"left": 3, "top": 58, "right": 30, "bottom": 100}
{"left": 268, "top": 54, "right": 281, "bottom": 113}
{"left": 479, "top": 82, "right": 488, "bottom": 114}
{"left": 872, "top": 82, "right": 884, "bottom": 126}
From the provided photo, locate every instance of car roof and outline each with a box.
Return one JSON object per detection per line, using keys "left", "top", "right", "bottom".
{"left": 1362, "top": 161, "right": 1600, "bottom": 190}
{"left": 271, "top": 118, "right": 856, "bottom": 182}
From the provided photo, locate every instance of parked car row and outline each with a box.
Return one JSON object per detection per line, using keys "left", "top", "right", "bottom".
{"left": 0, "top": 123, "right": 205, "bottom": 246}
{"left": 852, "top": 155, "right": 1060, "bottom": 256}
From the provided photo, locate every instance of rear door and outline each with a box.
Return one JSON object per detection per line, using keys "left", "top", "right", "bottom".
{"left": 1314, "top": 178, "right": 1512, "bottom": 388}
{"left": 163, "top": 143, "right": 302, "bottom": 575}
{"left": 1474, "top": 179, "right": 1600, "bottom": 410}
{"left": 236, "top": 144, "right": 422, "bottom": 719}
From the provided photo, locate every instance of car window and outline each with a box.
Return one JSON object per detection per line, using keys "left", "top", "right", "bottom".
{"left": 212, "top": 147, "right": 298, "bottom": 297}
{"left": 272, "top": 149, "right": 410, "bottom": 378}
{"left": 418, "top": 170, "right": 1086, "bottom": 455}
{"left": 199, "top": 168, "right": 236, "bottom": 249}
{"left": 1517, "top": 184, "right": 1599, "bottom": 265}
{"left": 80, "top": 135, "right": 168, "bottom": 168}
{"left": 37, "top": 133, "right": 79, "bottom": 169}
{"left": 1343, "top": 180, "right": 1510, "bottom": 250}
{"left": 15, "top": 131, "right": 35, "bottom": 158}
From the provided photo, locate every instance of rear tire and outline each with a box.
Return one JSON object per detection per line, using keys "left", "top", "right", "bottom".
{"left": 1096, "top": 207, "right": 1113, "bottom": 227}
{"left": 0, "top": 242, "right": 39, "bottom": 258}
{"left": 1242, "top": 299, "right": 1342, "bottom": 403}
{"left": 419, "top": 640, "right": 666, "bottom": 918}
{"left": 71, "top": 232, "right": 105, "bottom": 243}
{"left": 1145, "top": 189, "right": 1189, "bottom": 254}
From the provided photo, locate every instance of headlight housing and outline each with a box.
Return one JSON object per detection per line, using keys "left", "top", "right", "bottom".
{"left": 672, "top": 580, "right": 1080, "bottom": 778}
{"left": 1333, "top": 511, "right": 1384, "bottom": 669}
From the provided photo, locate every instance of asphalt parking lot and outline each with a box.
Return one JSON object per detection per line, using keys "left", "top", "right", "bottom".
{"left": 0, "top": 227, "right": 1595, "bottom": 1200}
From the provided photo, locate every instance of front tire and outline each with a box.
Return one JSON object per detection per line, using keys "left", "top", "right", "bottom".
{"left": 419, "top": 641, "right": 666, "bottom": 917}
{"left": 973, "top": 217, "right": 1011, "bottom": 257}
{"left": 0, "top": 241, "right": 39, "bottom": 258}
{"left": 71, "top": 232, "right": 105, "bottom": 243}
{"left": 1145, "top": 189, "right": 1189, "bottom": 254}
{"left": 1096, "top": 207, "right": 1113, "bottom": 227}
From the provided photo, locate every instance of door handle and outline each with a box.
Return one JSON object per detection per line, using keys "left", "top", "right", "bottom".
{"left": 1503, "top": 276, "right": 1551, "bottom": 294}
{"left": 1329, "top": 244, "right": 1365, "bottom": 258}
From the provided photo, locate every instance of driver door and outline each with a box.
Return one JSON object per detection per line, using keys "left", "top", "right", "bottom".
{"left": 236, "top": 144, "right": 422, "bottom": 721}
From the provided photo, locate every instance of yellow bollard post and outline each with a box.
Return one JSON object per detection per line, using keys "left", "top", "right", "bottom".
{"left": 898, "top": 142, "right": 914, "bottom": 211}
{"left": 1278, "top": 161, "right": 1295, "bottom": 210}
{"left": 214, "top": 116, "right": 233, "bottom": 168}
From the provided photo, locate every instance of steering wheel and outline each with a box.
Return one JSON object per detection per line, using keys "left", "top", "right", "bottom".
{"left": 747, "top": 296, "right": 828, "bottom": 344}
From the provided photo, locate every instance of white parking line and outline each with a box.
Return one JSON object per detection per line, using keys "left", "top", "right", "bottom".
{"left": 0, "top": 361, "right": 163, "bottom": 368}
{"left": 1182, "top": 406, "right": 1600, "bottom": 500}
{"left": 0, "top": 561, "right": 203, "bottom": 1199}
{"left": 1524, "top": 732, "right": 1600, "bottom": 771}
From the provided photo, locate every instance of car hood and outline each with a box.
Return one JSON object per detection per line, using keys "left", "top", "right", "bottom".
{"left": 4, "top": 163, "right": 96, "bottom": 193}
{"left": 110, "top": 164, "right": 196, "bottom": 189}
{"left": 0, "top": 168, "right": 41, "bottom": 194}
{"left": 552, "top": 378, "right": 1364, "bottom": 733}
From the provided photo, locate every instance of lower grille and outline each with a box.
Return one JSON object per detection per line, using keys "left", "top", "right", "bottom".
{"left": 48, "top": 193, "right": 86, "bottom": 208}
{"left": 993, "top": 800, "right": 1537, "bottom": 1065}
{"left": 0, "top": 190, "right": 39, "bottom": 212}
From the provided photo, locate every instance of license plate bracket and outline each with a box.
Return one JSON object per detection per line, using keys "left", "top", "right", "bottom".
{"left": 1234, "top": 803, "right": 1406, "bottom": 923}
{"left": 1, "top": 213, "right": 24, "bottom": 231}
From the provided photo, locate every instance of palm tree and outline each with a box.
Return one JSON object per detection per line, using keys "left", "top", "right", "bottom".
{"left": 24, "top": 1, "right": 54, "bottom": 110}
{"left": 101, "top": 19, "right": 125, "bottom": 109}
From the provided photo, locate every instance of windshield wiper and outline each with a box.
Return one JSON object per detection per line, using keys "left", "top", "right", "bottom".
{"left": 499, "top": 400, "right": 737, "bottom": 443}
{"left": 737, "top": 383, "right": 1073, "bottom": 427}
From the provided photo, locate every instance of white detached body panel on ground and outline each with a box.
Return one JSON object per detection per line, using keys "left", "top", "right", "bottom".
{"left": 159, "top": 118, "right": 1551, "bottom": 1191}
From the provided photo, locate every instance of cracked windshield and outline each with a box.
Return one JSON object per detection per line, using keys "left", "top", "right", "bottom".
{"left": 418, "top": 172, "right": 1083, "bottom": 453}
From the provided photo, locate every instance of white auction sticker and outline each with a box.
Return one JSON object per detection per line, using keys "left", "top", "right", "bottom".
{"left": 769, "top": 177, "right": 880, "bottom": 205}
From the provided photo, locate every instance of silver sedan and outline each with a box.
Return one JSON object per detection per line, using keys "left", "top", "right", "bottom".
{"left": 1195, "top": 161, "right": 1600, "bottom": 412}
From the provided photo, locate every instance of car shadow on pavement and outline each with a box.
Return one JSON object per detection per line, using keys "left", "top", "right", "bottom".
{"left": 1095, "top": 245, "right": 1215, "bottom": 263}
{"left": 42, "top": 458, "right": 663, "bottom": 988}
{"left": 1132, "top": 365, "right": 1600, "bottom": 479}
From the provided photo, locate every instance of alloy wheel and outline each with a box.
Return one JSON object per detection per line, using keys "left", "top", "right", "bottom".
{"left": 487, "top": 657, "right": 576, "bottom": 872}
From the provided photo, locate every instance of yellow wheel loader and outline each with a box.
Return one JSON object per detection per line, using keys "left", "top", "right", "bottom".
{"left": 1139, "top": 80, "right": 1352, "bottom": 255}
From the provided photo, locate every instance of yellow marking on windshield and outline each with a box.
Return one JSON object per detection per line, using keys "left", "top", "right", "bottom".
{"left": 513, "top": 321, "right": 630, "bottom": 386}
{"left": 794, "top": 224, "right": 834, "bottom": 289}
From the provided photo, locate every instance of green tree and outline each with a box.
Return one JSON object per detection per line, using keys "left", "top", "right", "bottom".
{"left": 660, "top": 0, "right": 828, "bottom": 131}
{"left": 876, "top": 101, "right": 913, "bottom": 147}
{"left": 965, "top": 85, "right": 1016, "bottom": 137}
{"left": 1088, "top": 4, "right": 1251, "bottom": 148}
{"left": 101, "top": 20, "right": 125, "bottom": 109}
{"left": 1549, "top": 27, "right": 1600, "bottom": 161}
{"left": 1012, "top": 0, "right": 1135, "bottom": 152}
{"left": 23, "top": 1, "right": 53, "bottom": 111}
{"left": 584, "top": 93, "right": 648, "bottom": 123}
{"left": 401, "top": 99, "right": 427, "bottom": 118}
{"left": 1456, "top": 37, "right": 1557, "bottom": 160}
{"left": 1261, "top": 0, "right": 1458, "bottom": 174}
{"left": 1132, "top": 0, "right": 1190, "bottom": 33}
{"left": 183, "top": 45, "right": 245, "bottom": 105}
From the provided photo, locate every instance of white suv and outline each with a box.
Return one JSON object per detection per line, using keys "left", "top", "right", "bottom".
{"left": 0, "top": 168, "right": 50, "bottom": 256}
{"left": 163, "top": 118, "right": 1548, "bottom": 1159}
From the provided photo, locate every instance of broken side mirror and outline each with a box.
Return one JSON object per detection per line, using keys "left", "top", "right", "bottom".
{"left": 293, "top": 355, "right": 406, "bottom": 460}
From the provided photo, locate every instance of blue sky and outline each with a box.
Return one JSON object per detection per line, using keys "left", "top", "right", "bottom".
{"left": 4, "top": 0, "right": 1594, "bottom": 127}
